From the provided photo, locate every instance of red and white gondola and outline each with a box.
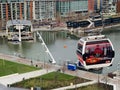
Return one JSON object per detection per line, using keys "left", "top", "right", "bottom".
{"left": 76, "top": 35, "right": 115, "bottom": 69}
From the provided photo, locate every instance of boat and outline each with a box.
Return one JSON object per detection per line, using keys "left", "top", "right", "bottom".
{"left": 66, "top": 20, "right": 91, "bottom": 29}
{"left": 76, "top": 35, "right": 115, "bottom": 69}
{"left": 12, "top": 34, "right": 19, "bottom": 41}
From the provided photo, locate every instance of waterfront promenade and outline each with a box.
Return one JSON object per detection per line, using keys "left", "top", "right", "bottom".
{"left": 0, "top": 53, "right": 120, "bottom": 90}
{"left": 33, "top": 26, "right": 68, "bottom": 31}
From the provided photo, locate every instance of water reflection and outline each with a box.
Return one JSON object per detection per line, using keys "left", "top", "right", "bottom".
{"left": 41, "top": 31, "right": 68, "bottom": 45}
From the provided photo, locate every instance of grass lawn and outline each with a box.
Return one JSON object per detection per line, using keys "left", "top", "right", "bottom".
{"left": 0, "top": 59, "right": 39, "bottom": 76}
{"left": 11, "top": 71, "right": 90, "bottom": 89}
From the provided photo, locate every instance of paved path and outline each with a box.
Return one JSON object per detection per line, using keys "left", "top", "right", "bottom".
{"left": 0, "top": 53, "right": 52, "bottom": 68}
{"left": 0, "top": 69, "right": 55, "bottom": 87}
{"left": 0, "top": 53, "right": 59, "bottom": 86}
{"left": 55, "top": 69, "right": 120, "bottom": 90}
{"left": 53, "top": 80, "right": 97, "bottom": 90}
{"left": 0, "top": 53, "right": 120, "bottom": 90}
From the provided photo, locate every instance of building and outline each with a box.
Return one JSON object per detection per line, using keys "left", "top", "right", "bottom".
{"left": 0, "top": 0, "right": 25, "bottom": 20}
{"left": 88, "top": 0, "right": 94, "bottom": 13}
{"left": 108, "top": 0, "right": 117, "bottom": 15}
{"left": 88, "top": 0, "right": 102, "bottom": 13}
{"left": 0, "top": 0, "right": 119, "bottom": 30}
{"left": 0, "top": 0, "right": 25, "bottom": 29}
{"left": 0, "top": 0, "right": 56, "bottom": 20}
{"left": 0, "top": 0, "right": 89, "bottom": 29}
{"left": 116, "top": 0, "right": 120, "bottom": 13}
{"left": 96, "top": 0, "right": 101, "bottom": 10}
{"left": 94, "top": 0, "right": 102, "bottom": 12}
{"left": 101, "top": 0, "right": 117, "bottom": 15}
{"left": 102, "top": 0, "right": 109, "bottom": 13}
{"left": 33, "top": 0, "right": 56, "bottom": 20}
{"left": 0, "top": 0, "right": 56, "bottom": 29}
{"left": 56, "top": 0, "right": 88, "bottom": 17}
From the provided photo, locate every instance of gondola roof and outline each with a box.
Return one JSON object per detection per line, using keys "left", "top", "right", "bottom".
{"left": 80, "top": 35, "right": 107, "bottom": 41}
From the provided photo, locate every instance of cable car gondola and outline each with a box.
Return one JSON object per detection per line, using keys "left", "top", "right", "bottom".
{"left": 76, "top": 35, "right": 115, "bottom": 69}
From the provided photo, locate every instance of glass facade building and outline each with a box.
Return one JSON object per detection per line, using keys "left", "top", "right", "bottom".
{"left": 70, "top": 0, "right": 87, "bottom": 12}
{"left": 33, "top": 0, "right": 56, "bottom": 20}
{"left": 56, "top": 0, "right": 88, "bottom": 17}
{"left": 0, "top": 0, "right": 56, "bottom": 21}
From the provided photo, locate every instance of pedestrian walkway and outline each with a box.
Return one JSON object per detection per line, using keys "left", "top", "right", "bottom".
{"left": 0, "top": 69, "right": 55, "bottom": 87}
{"left": 64, "top": 69, "right": 119, "bottom": 90}
{"left": 52, "top": 81, "right": 97, "bottom": 90}
{"left": 0, "top": 84, "right": 27, "bottom": 90}
{"left": 0, "top": 53, "right": 120, "bottom": 90}
{"left": 0, "top": 53, "right": 52, "bottom": 68}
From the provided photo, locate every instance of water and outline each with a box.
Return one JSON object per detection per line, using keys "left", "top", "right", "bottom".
{"left": 0, "top": 31, "right": 78, "bottom": 64}
{"left": 102, "top": 28, "right": 120, "bottom": 74}
{"left": 0, "top": 28, "right": 120, "bottom": 74}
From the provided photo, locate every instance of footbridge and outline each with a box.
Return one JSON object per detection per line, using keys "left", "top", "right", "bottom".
{"left": 36, "top": 31, "right": 56, "bottom": 64}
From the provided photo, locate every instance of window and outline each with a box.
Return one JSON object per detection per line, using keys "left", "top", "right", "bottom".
{"left": 77, "top": 43, "right": 83, "bottom": 53}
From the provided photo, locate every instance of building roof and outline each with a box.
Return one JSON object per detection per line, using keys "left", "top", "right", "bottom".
{"left": 6, "top": 20, "right": 32, "bottom": 27}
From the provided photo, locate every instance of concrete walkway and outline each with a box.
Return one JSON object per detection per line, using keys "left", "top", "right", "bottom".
{"left": 64, "top": 69, "right": 119, "bottom": 90}
{"left": 52, "top": 81, "right": 97, "bottom": 90}
{"left": 0, "top": 84, "right": 28, "bottom": 90}
{"left": 0, "top": 69, "right": 55, "bottom": 87}
{"left": 0, "top": 53, "right": 120, "bottom": 90}
{"left": 0, "top": 67, "right": 118, "bottom": 90}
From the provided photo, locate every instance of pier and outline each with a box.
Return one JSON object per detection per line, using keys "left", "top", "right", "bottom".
{"left": 33, "top": 26, "right": 68, "bottom": 32}
{"left": 70, "top": 23, "right": 120, "bottom": 34}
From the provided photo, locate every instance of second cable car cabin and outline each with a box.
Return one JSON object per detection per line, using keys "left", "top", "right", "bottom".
{"left": 76, "top": 35, "right": 115, "bottom": 69}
